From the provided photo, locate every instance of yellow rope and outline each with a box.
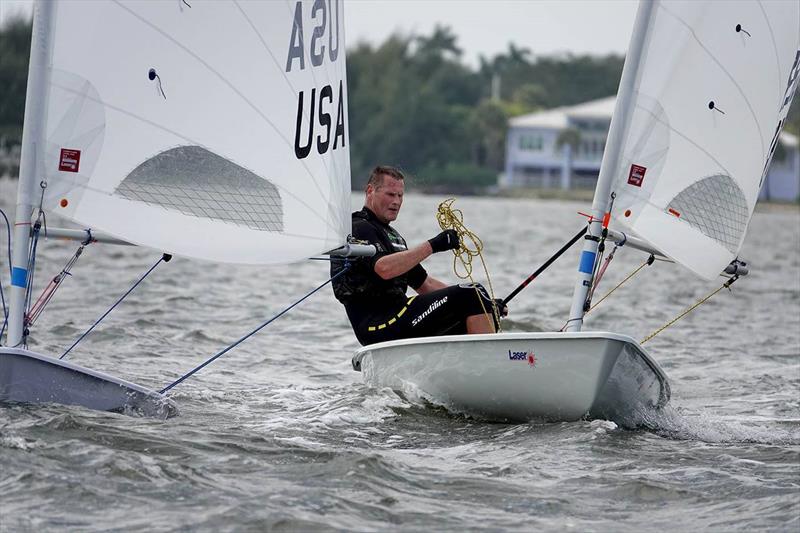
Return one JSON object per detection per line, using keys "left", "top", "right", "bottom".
{"left": 587, "top": 258, "right": 651, "bottom": 314}
{"left": 640, "top": 276, "right": 738, "bottom": 344}
{"left": 435, "top": 198, "right": 500, "bottom": 331}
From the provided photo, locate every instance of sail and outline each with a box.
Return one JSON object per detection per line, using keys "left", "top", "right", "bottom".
{"left": 41, "top": 0, "right": 351, "bottom": 265}
{"left": 607, "top": 0, "right": 800, "bottom": 280}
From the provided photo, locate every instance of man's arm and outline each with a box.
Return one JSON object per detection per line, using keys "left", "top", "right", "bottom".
{"left": 374, "top": 242, "right": 433, "bottom": 280}
{"left": 414, "top": 275, "right": 449, "bottom": 295}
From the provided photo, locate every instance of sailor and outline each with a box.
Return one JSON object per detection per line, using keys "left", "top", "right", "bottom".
{"left": 331, "top": 165, "right": 507, "bottom": 346}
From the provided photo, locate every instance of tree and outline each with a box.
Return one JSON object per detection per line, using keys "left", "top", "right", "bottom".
{"left": 555, "top": 128, "right": 582, "bottom": 189}
{"left": 0, "top": 15, "right": 32, "bottom": 142}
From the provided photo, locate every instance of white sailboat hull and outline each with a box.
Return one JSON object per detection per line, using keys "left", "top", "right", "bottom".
{"left": 0, "top": 348, "right": 177, "bottom": 419}
{"left": 352, "top": 332, "right": 669, "bottom": 427}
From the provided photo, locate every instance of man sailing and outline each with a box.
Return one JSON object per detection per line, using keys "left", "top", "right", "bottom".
{"left": 332, "top": 165, "right": 506, "bottom": 346}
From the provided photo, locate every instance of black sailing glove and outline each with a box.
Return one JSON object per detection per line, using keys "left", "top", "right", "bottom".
{"left": 493, "top": 298, "right": 509, "bottom": 317}
{"left": 428, "top": 229, "right": 460, "bottom": 253}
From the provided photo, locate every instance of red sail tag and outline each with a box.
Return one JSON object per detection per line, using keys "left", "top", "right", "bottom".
{"left": 59, "top": 149, "right": 81, "bottom": 173}
{"left": 628, "top": 164, "right": 646, "bottom": 187}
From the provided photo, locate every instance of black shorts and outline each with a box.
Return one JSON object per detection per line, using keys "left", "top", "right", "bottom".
{"left": 350, "top": 283, "right": 497, "bottom": 346}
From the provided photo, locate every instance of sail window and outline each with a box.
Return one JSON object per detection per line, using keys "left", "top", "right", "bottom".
{"left": 666, "top": 174, "right": 748, "bottom": 253}
{"left": 115, "top": 146, "right": 283, "bottom": 232}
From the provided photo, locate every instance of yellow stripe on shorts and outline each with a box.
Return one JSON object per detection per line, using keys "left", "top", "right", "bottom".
{"left": 368, "top": 296, "right": 417, "bottom": 332}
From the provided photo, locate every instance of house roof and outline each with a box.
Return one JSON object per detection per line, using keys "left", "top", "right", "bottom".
{"left": 510, "top": 96, "right": 798, "bottom": 147}
{"left": 509, "top": 96, "right": 615, "bottom": 129}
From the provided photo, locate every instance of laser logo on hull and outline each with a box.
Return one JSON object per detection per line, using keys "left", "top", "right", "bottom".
{"left": 508, "top": 350, "right": 537, "bottom": 367}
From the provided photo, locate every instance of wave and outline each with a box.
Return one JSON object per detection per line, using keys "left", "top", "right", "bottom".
{"left": 640, "top": 404, "right": 800, "bottom": 444}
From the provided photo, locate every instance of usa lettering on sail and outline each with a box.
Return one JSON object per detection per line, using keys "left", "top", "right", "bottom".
{"left": 286, "top": 0, "right": 346, "bottom": 160}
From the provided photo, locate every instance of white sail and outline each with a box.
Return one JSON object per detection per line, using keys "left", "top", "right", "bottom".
{"left": 41, "top": 0, "right": 350, "bottom": 265}
{"left": 607, "top": 0, "right": 800, "bottom": 280}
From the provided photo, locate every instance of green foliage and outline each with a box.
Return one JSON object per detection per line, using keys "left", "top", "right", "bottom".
{"left": 415, "top": 162, "right": 498, "bottom": 190}
{"left": 347, "top": 29, "right": 483, "bottom": 189}
{"left": 0, "top": 15, "right": 31, "bottom": 143}
{"left": 555, "top": 128, "right": 582, "bottom": 151}
{"left": 347, "top": 35, "right": 624, "bottom": 189}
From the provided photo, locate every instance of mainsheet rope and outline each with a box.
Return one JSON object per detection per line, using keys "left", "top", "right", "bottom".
{"left": 435, "top": 198, "right": 500, "bottom": 331}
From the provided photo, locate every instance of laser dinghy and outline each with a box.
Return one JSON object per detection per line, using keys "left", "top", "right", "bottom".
{"left": 352, "top": 0, "right": 799, "bottom": 426}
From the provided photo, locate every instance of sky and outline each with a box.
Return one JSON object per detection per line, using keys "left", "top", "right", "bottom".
{"left": 1, "top": 0, "right": 638, "bottom": 65}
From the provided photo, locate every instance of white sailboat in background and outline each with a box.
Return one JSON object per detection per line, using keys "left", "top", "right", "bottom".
{"left": 353, "top": 0, "right": 800, "bottom": 427}
{"left": 1, "top": 0, "right": 357, "bottom": 417}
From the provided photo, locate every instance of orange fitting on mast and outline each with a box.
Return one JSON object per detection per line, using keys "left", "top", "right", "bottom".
{"left": 602, "top": 212, "right": 611, "bottom": 228}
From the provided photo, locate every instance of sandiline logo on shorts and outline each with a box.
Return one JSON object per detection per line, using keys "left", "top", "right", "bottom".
{"left": 411, "top": 296, "right": 448, "bottom": 327}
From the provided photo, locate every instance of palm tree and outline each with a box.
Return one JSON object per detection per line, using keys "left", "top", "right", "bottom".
{"left": 555, "top": 128, "right": 582, "bottom": 189}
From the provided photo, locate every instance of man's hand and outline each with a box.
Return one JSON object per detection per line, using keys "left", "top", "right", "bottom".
{"left": 493, "top": 299, "right": 509, "bottom": 317}
{"left": 428, "top": 229, "right": 460, "bottom": 253}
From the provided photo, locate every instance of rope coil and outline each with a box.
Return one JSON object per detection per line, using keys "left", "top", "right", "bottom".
{"left": 435, "top": 198, "right": 500, "bottom": 331}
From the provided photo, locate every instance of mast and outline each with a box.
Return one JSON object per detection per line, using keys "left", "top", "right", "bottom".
{"left": 6, "top": 0, "right": 55, "bottom": 347}
{"left": 564, "top": 0, "right": 655, "bottom": 332}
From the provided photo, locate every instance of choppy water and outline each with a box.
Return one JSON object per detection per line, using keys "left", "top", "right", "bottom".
{"left": 1, "top": 179, "right": 798, "bottom": 531}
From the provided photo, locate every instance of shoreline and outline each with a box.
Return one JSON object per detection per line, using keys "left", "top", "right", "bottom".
{"left": 2, "top": 175, "right": 797, "bottom": 210}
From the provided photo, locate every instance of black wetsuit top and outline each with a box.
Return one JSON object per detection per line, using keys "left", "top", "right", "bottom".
{"left": 332, "top": 208, "right": 496, "bottom": 346}
{"left": 331, "top": 207, "right": 427, "bottom": 317}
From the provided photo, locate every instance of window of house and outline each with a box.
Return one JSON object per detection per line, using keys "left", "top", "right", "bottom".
{"left": 519, "top": 135, "right": 544, "bottom": 152}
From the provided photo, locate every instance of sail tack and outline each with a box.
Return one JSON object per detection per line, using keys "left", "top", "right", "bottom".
{"left": 42, "top": 0, "right": 351, "bottom": 264}
{"left": 607, "top": 0, "right": 800, "bottom": 279}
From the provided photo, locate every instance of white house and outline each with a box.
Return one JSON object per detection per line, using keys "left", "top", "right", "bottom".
{"left": 502, "top": 96, "right": 800, "bottom": 202}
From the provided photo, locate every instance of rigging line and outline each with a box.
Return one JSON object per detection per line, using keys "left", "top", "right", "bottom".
{"left": 60, "top": 253, "right": 171, "bottom": 360}
{"left": 641, "top": 275, "right": 739, "bottom": 344}
{"left": 0, "top": 207, "right": 12, "bottom": 331}
{"left": 587, "top": 254, "right": 655, "bottom": 314}
{"left": 659, "top": 3, "right": 766, "bottom": 162}
{"left": 586, "top": 244, "right": 618, "bottom": 304}
{"left": 23, "top": 219, "right": 43, "bottom": 338}
{"left": 27, "top": 242, "right": 89, "bottom": 327}
{"left": 50, "top": 82, "right": 338, "bottom": 237}
{"left": 756, "top": 0, "right": 786, "bottom": 104}
{"left": 0, "top": 207, "right": 11, "bottom": 278}
{"left": 110, "top": 1, "right": 331, "bottom": 205}
{"left": 159, "top": 262, "right": 351, "bottom": 394}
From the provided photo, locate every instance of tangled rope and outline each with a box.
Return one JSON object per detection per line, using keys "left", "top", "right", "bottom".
{"left": 435, "top": 198, "right": 500, "bottom": 331}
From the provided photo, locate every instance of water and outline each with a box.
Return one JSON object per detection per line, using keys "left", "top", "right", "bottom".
{"left": 1, "top": 180, "right": 798, "bottom": 531}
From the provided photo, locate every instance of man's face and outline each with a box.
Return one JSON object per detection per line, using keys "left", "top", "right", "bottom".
{"left": 365, "top": 175, "right": 404, "bottom": 224}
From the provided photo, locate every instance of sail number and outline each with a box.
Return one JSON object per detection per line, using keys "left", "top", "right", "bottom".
{"left": 762, "top": 49, "right": 800, "bottom": 186}
{"left": 286, "top": 0, "right": 346, "bottom": 160}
